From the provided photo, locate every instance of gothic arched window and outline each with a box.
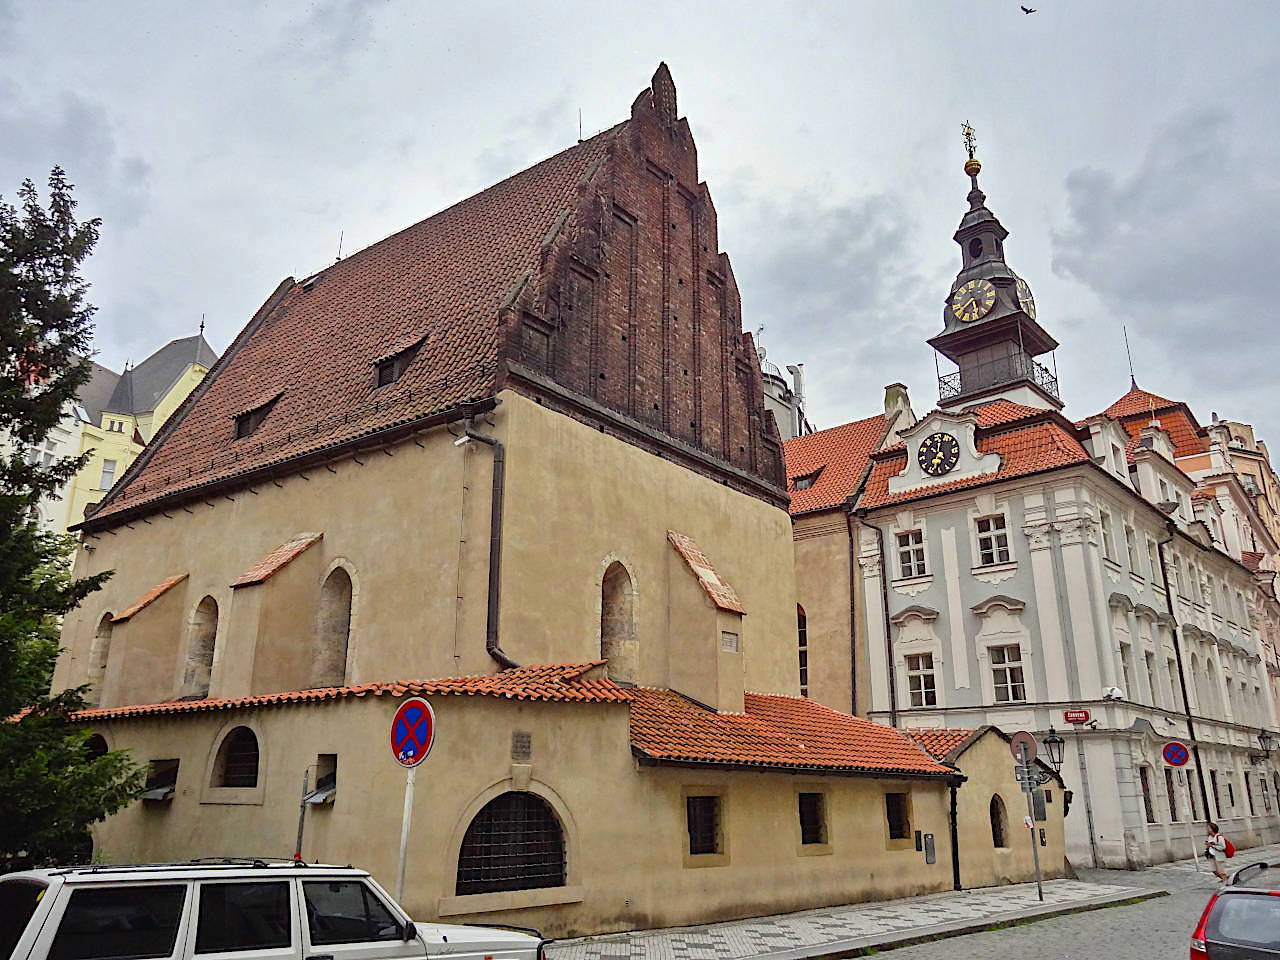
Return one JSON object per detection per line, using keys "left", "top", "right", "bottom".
{"left": 313, "top": 568, "right": 353, "bottom": 688}
{"left": 797, "top": 605, "right": 809, "bottom": 697}
{"left": 600, "top": 562, "right": 636, "bottom": 683}
{"left": 86, "top": 614, "right": 114, "bottom": 707}
{"left": 212, "top": 726, "right": 259, "bottom": 788}
{"left": 182, "top": 596, "right": 218, "bottom": 699}
{"left": 990, "top": 794, "right": 1009, "bottom": 848}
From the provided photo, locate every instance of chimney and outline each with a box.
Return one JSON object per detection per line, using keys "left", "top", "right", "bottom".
{"left": 884, "top": 382, "right": 915, "bottom": 430}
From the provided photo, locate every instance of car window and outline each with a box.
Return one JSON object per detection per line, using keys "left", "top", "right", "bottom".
{"left": 1, "top": 879, "right": 49, "bottom": 960}
{"left": 303, "top": 881, "right": 400, "bottom": 945}
{"left": 195, "top": 882, "right": 291, "bottom": 953}
{"left": 1208, "top": 892, "right": 1280, "bottom": 948}
{"left": 48, "top": 885, "right": 186, "bottom": 960}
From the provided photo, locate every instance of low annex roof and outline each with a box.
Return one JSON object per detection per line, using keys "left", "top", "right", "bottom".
{"left": 667, "top": 530, "right": 746, "bottom": 614}
{"left": 782, "top": 413, "right": 889, "bottom": 516}
{"left": 231, "top": 533, "right": 323, "bottom": 588}
{"left": 71, "top": 663, "right": 951, "bottom": 778}
{"left": 111, "top": 574, "right": 188, "bottom": 624}
{"left": 860, "top": 401, "right": 1092, "bottom": 510}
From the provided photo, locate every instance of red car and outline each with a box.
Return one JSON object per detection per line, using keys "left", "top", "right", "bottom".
{"left": 1191, "top": 860, "right": 1280, "bottom": 958}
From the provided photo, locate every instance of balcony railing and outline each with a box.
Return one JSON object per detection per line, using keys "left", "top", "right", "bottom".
{"left": 939, "top": 353, "right": 1059, "bottom": 402}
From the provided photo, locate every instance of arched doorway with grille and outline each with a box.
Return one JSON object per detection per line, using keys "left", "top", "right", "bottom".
{"left": 455, "top": 791, "right": 567, "bottom": 895}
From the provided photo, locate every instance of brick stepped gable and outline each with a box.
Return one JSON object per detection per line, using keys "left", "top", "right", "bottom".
{"left": 83, "top": 64, "right": 784, "bottom": 531}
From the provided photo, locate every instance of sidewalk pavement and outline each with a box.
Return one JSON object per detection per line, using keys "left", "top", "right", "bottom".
{"left": 545, "top": 878, "right": 1152, "bottom": 960}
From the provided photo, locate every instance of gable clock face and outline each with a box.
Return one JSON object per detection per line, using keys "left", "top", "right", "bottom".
{"left": 950, "top": 278, "right": 997, "bottom": 322}
{"left": 1016, "top": 278, "right": 1037, "bottom": 319}
{"left": 919, "top": 432, "right": 961, "bottom": 477}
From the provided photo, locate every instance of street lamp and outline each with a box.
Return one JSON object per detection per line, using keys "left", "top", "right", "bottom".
{"left": 1043, "top": 726, "right": 1066, "bottom": 774}
{"left": 1250, "top": 730, "right": 1276, "bottom": 765}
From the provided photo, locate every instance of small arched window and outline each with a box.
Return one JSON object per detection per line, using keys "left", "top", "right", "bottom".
{"left": 86, "top": 614, "right": 114, "bottom": 707}
{"left": 990, "top": 794, "right": 1009, "bottom": 848}
{"left": 797, "top": 604, "right": 809, "bottom": 697}
{"left": 83, "top": 734, "right": 109, "bottom": 760}
{"left": 313, "top": 568, "right": 353, "bottom": 688}
{"left": 600, "top": 562, "right": 636, "bottom": 683}
{"left": 212, "top": 726, "right": 259, "bottom": 788}
{"left": 182, "top": 596, "right": 219, "bottom": 699}
{"left": 456, "top": 792, "right": 565, "bottom": 895}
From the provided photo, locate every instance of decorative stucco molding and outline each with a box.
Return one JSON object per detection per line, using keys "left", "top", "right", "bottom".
{"left": 1022, "top": 521, "right": 1056, "bottom": 551}
{"left": 890, "top": 605, "right": 941, "bottom": 627}
{"left": 1108, "top": 592, "right": 1135, "bottom": 613}
{"left": 970, "top": 594, "right": 1026, "bottom": 617}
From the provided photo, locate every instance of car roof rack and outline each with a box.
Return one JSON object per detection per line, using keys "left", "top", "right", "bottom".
{"left": 1229, "top": 860, "right": 1277, "bottom": 887}
{"left": 50, "top": 857, "right": 322, "bottom": 877}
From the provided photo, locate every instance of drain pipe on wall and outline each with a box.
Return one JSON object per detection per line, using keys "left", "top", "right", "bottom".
{"left": 844, "top": 508, "right": 860, "bottom": 716}
{"left": 856, "top": 509, "right": 899, "bottom": 727}
{"left": 460, "top": 405, "right": 519, "bottom": 670}
{"left": 948, "top": 780, "right": 962, "bottom": 890}
{"left": 1157, "top": 524, "right": 1211, "bottom": 820}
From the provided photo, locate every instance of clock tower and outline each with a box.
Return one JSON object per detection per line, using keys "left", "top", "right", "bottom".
{"left": 927, "top": 131, "right": 1061, "bottom": 411}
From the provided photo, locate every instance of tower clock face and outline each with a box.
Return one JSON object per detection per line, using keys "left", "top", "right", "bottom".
{"left": 918, "top": 432, "right": 961, "bottom": 477}
{"left": 1016, "top": 278, "right": 1036, "bottom": 319}
{"left": 950, "top": 279, "right": 997, "bottom": 323}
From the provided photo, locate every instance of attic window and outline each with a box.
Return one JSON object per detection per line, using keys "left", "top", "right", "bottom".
{"left": 374, "top": 340, "right": 422, "bottom": 389}
{"left": 234, "top": 396, "right": 279, "bottom": 440}
{"left": 793, "top": 469, "right": 822, "bottom": 491}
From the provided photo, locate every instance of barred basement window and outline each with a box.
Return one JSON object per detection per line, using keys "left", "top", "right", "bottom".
{"left": 213, "top": 727, "right": 259, "bottom": 788}
{"left": 686, "top": 795, "right": 722, "bottom": 855}
{"left": 455, "top": 792, "right": 565, "bottom": 895}
{"left": 897, "top": 530, "right": 926, "bottom": 578}
{"left": 975, "top": 515, "right": 1010, "bottom": 566}
{"left": 798, "top": 792, "right": 826, "bottom": 845}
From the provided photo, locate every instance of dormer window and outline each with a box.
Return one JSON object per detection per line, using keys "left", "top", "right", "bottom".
{"left": 374, "top": 340, "right": 423, "bottom": 389}
{"left": 793, "top": 469, "right": 822, "bottom": 491}
{"left": 234, "top": 396, "right": 279, "bottom": 440}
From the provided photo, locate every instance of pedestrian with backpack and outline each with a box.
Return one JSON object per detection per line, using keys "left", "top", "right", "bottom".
{"left": 1205, "top": 822, "right": 1233, "bottom": 881}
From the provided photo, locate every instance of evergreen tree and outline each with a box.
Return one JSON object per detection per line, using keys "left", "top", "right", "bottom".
{"left": 0, "top": 168, "right": 143, "bottom": 871}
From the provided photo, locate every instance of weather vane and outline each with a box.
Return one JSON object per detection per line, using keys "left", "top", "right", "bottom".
{"left": 962, "top": 121, "right": 977, "bottom": 160}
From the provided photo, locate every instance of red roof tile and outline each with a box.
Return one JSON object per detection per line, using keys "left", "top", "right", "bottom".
{"left": 861, "top": 413, "right": 1092, "bottom": 510}
{"left": 1242, "top": 551, "right": 1265, "bottom": 573}
{"left": 231, "top": 533, "right": 323, "bottom": 588}
{"left": 1099, "top": 386, "right": 1209, "bottom": 461}
{"left": 667, "top": 530, "right": 746, "bottom": 614}
{"left": 902, "top": 728, "right": 977, "bottom": 762}
{"left": 83, "top": 126, "right": 624, "bottom": 527}
{"left": 1102, "top": 386, "right": 1179, "bottom": 420}
{"left": 112, "top": 574, "right": 188, "bottom": 623}
{"left": 73, "top": 663, "right": 631, "bottom": 721}
{"left": 783, "top": 414, "right": 889, "bottom": 516}
{"left": 630, "top": 690, "right": 953, "bottom": 777}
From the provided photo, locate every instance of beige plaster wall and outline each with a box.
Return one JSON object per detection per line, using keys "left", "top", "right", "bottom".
{"left": 954, "top": 731, "right": 1067, "bottom": 888}
{"left": 498, "top": 391, "right": 800, "bottom": 697}
{"left": 86, "top": 695, "right": 955, "bottom": 938}
{"left": 793, "top": 510, "right": 865, "bottom": 715}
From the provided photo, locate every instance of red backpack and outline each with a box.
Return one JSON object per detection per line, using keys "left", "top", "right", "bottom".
{"left": 1224, "top": 837, "right": 1236, "bottom": 858}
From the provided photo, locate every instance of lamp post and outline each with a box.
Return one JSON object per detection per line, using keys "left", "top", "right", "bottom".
{"left": 1043, "top": 727, "right": 1066, "bottom": 774}
{"left": 1249, "top": 730, "right": 1275, "bottom": 766}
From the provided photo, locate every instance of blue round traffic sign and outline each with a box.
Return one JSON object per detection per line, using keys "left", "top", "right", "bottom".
{"left": 390, "top": 697, "right": 436, "bottom": 768}
{"left": 1162, "top": 741, "right": 1189, "bottom": 767}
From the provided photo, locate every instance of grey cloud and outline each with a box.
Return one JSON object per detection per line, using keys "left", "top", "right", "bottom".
{"left": 731, "top": 190, "right": 945, "bottom": 427}
{"left": 0, "top": 82, "right": 151, "bottom": 230}
{"left": 1051, "top": 106, "right": 1280, "bottom": 422}
{"left": 284, "top": 0, "right": 384, "bottom": 64}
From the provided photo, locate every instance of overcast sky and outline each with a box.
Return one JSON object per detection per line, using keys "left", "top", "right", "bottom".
{"left": 3, "top": 1, "right": 1278, "bottom": 438}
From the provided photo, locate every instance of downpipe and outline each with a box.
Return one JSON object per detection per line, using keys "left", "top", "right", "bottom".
{"left": 461, "top": 409, "right": 519, "bottom": 670}
{"left": 856, "top": 510, "right": 899, "bottom": 726}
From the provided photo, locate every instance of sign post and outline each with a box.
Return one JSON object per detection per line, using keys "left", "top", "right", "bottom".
{"left": 1010, "top": 732, "right": 1045, "bottom": 902}
{"left": 1163, "top": 740, "right": 1199, "bottom": 871}
{"left": 1066, "top": 712, "right": 1101, "bottom": 868}
{"left": 390, "top": 696, "right": 436, "bottom": 901}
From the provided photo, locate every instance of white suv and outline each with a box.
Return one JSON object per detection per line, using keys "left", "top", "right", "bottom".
{"left": 0, "top": 860, "right": 545, "bottom": 960}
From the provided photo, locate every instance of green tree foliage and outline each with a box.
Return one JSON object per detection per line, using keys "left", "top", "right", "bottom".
{"left": 1, "top": 168, "right": 143, "bottom": 871}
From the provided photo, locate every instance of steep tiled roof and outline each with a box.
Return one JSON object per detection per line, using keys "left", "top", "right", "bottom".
{"left": 629, "top": 690, "right": 954, "bottom": 777}
{"left": 782, "top": 414, "right": 888, "bottom": 516}
{"left": 1100, "top": 386, "right": 1209, "bottom": 461}
{"left": 74, "top": 663, "right": 631, "bottom": 721}
{"left": 1191, "top": 489, "right": 1217, "bottom": 503}
{"left": 112, "top": 574, "right": 188, "bottom": 623}
{"left": 84, "top": 127, "right": 624, "bottom": 527}
{"left": 861, "top": 405, "right": 1091, "bottom": 510}
{"left": 231, "top": 533, "right": 323, "bottom": 588}
{"left": 1103, "top": 386, "right": 1178, "bottom": 420}
{"left": 667, "top": 530, "right": 746, "bottom": 614}
{"left": 902, "top": 728, "right": 978, "bottom": 763}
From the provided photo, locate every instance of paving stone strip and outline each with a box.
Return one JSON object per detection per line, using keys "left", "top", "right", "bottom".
{"left": 546, "top": 879, "right": 1143, "bottom": 960}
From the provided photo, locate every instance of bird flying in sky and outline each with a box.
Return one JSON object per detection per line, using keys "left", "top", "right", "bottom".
{"left": 1021, "top": 5, "right": 1037, "bottom": 12}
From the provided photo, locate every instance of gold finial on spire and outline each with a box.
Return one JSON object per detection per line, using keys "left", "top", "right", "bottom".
{"left": 962, "top": 121, "right": 981, "bottom": 176}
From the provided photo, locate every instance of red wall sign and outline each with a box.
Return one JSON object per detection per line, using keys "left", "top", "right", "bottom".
{"left": 1064, "top": 708, "right": 1091, "bottom": 725}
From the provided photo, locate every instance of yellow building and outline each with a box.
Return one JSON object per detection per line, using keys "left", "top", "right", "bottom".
{"left": 55, "top": 66, "right": 966, "bottom": 937}
{"left": 62, "top": 335, "right": 216, "bottom": 529}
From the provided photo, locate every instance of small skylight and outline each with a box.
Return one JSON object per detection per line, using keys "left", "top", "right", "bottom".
{"left": 234, "top": 395, "right": 280, "bottom": 440}
{"left": 373, "top": 339, "right": 423, "bottom": 389}
{"left": 793, "top": 469, "right": 822, "bottom": 491}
